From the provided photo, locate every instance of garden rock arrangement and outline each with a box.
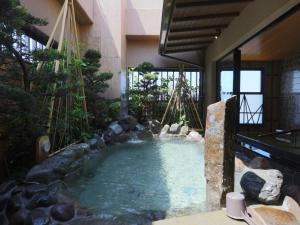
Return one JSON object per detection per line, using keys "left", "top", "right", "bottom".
{"left": 26, "top": 139, "right": 105, "bottom": 184}
{"left": 0, "top": 115, "right": 167, "bottom": 225}
{"left": 0, "top": 179, "right": 166, "bottom": 225}
{"left": 159, "top": 123, "right": 205, "bottom": 143}
{"left": 103, "top": 115, "right": 154, "bottom": 143}
{"left": 0, "top": 180, "right": 93, "bottom": 225}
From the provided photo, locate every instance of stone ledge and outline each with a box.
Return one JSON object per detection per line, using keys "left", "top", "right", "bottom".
{"left": 153, "top": 210, "right": 246, "bottom": 225}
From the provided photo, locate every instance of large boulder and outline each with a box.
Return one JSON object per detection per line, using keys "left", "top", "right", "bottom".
{"left": 25, "top": 209, "right": 50, "bottom": 225}
{"left": 26, "top": 143, "right": 103, "bottom": 184}
{"left": 187, "top": 131, "right": 203, "bottom": 142}
{"left": 108, "top": 121, "right": 123, "bottom": 135}
{"left": 118, "top": 115, "right": 138, "bottom": 131}
{"left": 50, "top": 203, "right": 75, "bottom": 222}
{"left": 168, "top": 123, "right": 181, "bottom": 134}
{"left": 159, "top": 125, "right": 170, "bottom": 138}
{"left": 240, "top": 168, "right": 283, "bottom": 204}
{"left": 135, "top": 123, "right": 145, "bottom": 131}
{"left": 27, "top": 193, "right": 57, "bottom": 209}
{"left": 180, "top": 125, "right": 189, "bottom": 135}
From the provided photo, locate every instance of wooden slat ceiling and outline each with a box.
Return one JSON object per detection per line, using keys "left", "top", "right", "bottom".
{"left": 241, "top": 10, "right": 300, "bottom": 61}
{"left": 164, "top": 0, "right": 253, "bottom": 54}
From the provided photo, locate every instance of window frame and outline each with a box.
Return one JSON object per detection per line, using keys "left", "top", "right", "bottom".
{"left": 217, "top": 67, "right": 264, "bottom": 126}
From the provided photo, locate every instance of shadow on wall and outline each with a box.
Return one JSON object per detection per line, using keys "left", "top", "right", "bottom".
{"left": 79, "top": 0, "right": 124, "bottom": 99}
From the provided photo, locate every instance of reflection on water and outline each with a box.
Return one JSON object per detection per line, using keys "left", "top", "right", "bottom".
{"left": 65, "top": 140, "right": 206, "bottom": 217}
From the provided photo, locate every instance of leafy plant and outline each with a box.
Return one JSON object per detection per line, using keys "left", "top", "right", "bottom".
{"left": 128, "top": 62, "right": 170, "bottom": 122}
{"left": 81, "top": 49, "right": 118, "bottom": 129}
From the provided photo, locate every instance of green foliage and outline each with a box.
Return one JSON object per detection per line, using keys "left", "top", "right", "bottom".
{"left": 0, "top": 0, "right": 48, "bottom": 91}
{"left": 128, "top": 62, "right": 170, "bottom": 121}
{"left": 81, "top": 49, "right": 117, "bottom": 129}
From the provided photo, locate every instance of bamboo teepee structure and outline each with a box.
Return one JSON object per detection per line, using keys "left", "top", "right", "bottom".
{"left": 161, "top": 64, "right": 204, "bottom": 131}
{"left": 36, "top": 0, "right": 88, "bottom": 159}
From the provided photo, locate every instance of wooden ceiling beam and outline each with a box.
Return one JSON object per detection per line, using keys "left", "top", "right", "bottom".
{"left": 170, "top": 24, "right": 228, "bottom": 33}
{"left": 176, "top": 0, "right": 254, "bottom": 8}
{"left": 168, "top": 33, "right": 218, "bottom": 41}
{"left": 166, "top": 47, "right": 206, "bottom": 54}
{"left": 167, "top": 40, "right": 213, "bottom": 47}
{"left": 173, "top": 12, "right": 240, "bottom": 22}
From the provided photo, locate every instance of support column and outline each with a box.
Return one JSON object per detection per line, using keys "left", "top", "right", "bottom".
{"left": 233, "top": 49, "right": 241, "bottom": 131}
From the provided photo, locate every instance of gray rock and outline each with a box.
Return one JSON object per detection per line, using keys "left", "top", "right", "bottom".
{"left": 135, "top": 124, "right": 145, "bottom": 131}
{"left": 6, "top": 196, "right": 23, "bottom": 217}
{"left": 86, "top": 138, "right": 98, "bottom": 149}
{"left": 148, "top": 120, "right": 161, "bottom": 134}
{"left": 50, "top": 203, "right": 75, "bottom": 222}
{"left": 159, "top": 125, "right": 170, "bottom": 138}
{"left": 27, "top": 193, "right": 57, "bottom": 209}
{"left": 119, "top": 115, "right": 138, "bottom": 131}
{"left": 9, "top": 208, "right": 29, "bottom": 225}
{"left": 26, "top": 209, "right": 50, "bottom": 225}
{"left": 26, "top": 164, "right": 61, "bottom": 184}
{"left": 180, "top": 125, "right": 189, "bottom": 135}
{"left": 60, "top": 143, "right": 89, "bottom": 160}
{"left": 160, "top": 125, "right": 170, "bottom": 134}
{"left": 112, "top": 133, "right": 131, "bottom": 143}
{"left": 108, "top": 122, "right": 123, "bottom": 135}
{"left": 23, "top": 184, "right": 49, "bottom": 199}
{"left": 187, "top": 131, "right": 203, "bottom": 142}
{"left": 0, "top": 181, "right": 16, "bottom": 195}
{"left": 93, "top": 134, "right": 107, "bottom": 149}
{"left": 169, "top": 124, "right": 181, "bottom": 134}
{"left": 137, "top": 130, "right": 153, "bottom": 140}
{"left": 240, "top": 168, "right": 283, "bottom": 204}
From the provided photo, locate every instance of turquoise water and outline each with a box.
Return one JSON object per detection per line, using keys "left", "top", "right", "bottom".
{"left": 66, "top": 140, "right": 206, "bottom": 217}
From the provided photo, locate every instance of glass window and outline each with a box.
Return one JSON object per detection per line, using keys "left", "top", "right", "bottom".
{"left": 220, "top": 70, "right": 234, "bottom": 101}
{"left": 240, "top": 70, "right": 262, "bottom": 92}
{"left": 219, "top": 69, "right": 263, "bottom": 124}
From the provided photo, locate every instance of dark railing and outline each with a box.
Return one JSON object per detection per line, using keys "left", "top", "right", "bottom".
{"left": 128, "top": 68, "right": 202, "bottom": 102}
{"left": 128, "top": 68, "right": 203, "bottom": 120}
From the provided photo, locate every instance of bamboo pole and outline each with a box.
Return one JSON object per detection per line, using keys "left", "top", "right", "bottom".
{"left": 36, "top": 3, "right": 65, "bottom": 71}
{"left": 161, "top": 81, "right": 177, "bottom": 125}
{"left": 70, "top": 0, "right": 89, "bottom": 128}
{"left": 178, "top": 64, "right": 184, "bottom": 119}
{"left": 46, "top": 0, "right": 68, "bottom": 134}
{"left": 184, "top": 75, "right": 204, "bottom": 130}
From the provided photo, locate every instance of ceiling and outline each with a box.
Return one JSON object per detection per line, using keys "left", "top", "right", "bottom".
{"left": 159, "top": 0, "right": 253, "bottom": 55}
{"left": 241, "top": 10, "right": 300, "bottom": 61}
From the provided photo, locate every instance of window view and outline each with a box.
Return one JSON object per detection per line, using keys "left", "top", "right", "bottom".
{"left": 220, "top": 70, "right": 263, "bottom": 124}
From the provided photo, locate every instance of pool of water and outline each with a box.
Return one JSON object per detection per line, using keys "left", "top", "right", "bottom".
{"left": 65, "top": 139, "right": 206, "bottom": 218}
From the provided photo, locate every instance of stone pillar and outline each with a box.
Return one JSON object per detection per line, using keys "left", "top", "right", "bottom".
{"left": 204, "top": 96, "right": 237, "bottom": 211}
